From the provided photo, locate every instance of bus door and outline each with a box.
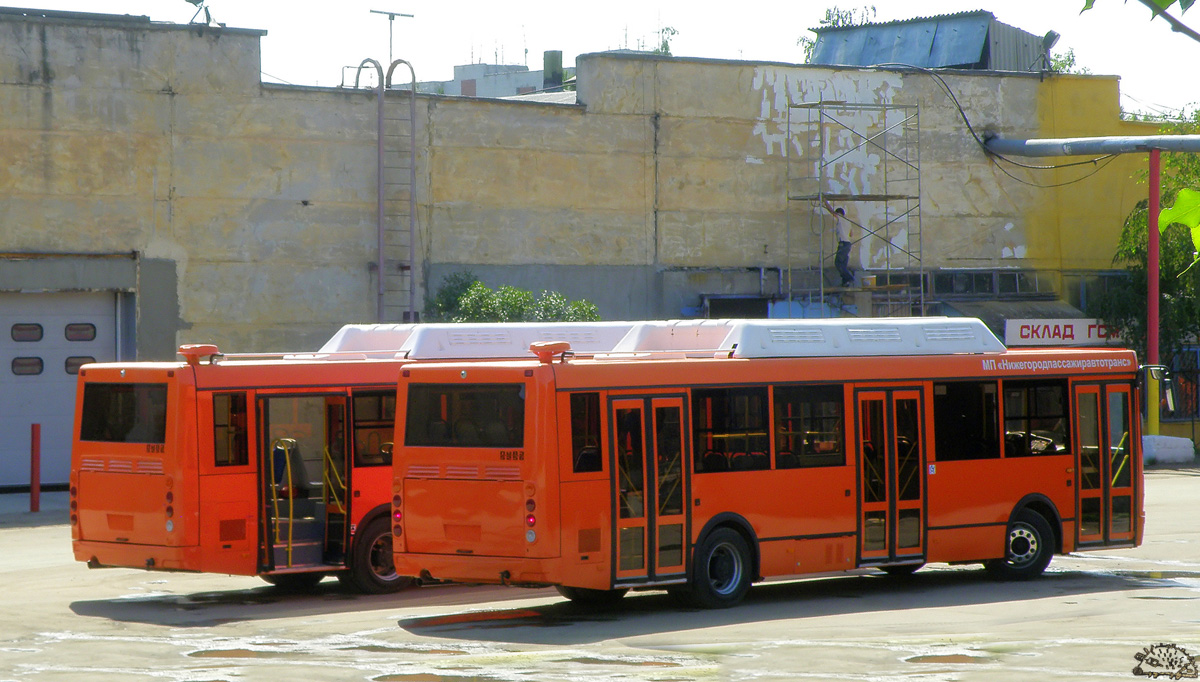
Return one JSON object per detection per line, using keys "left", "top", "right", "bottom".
{"left": 610, "top": 395, "right": 689, "bottom": 585}
{"left": 856, "top": 389, "right": 925, "bottom": 564}
{"left": 258, "top": 393, "right": 350, "bottom": 571}
{"left": 1074, "top": 383, "right": 1136, "bottom": 546}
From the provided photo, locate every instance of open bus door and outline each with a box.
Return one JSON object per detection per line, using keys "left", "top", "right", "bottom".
{"left": 258, "top": 393, "right": 350, "bottom": 579}
{"left": 1073, "top": 383, "right": 1136, "bottom": 547}
{"left": 610, "top": 395, "right": 689, "bottom": 587}
{"left": 856, "top": 388, "right": 925, "bottom": 566}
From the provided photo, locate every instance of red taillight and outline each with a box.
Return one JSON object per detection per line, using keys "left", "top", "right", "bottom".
{"left": 526, "top": 514, "right": 536, "bottom": 527}
{"left": 393, "top": 509, "right": 403, "bottom": 521}
{"left": 525, "top": 499, "right": 536, "bottom": 513}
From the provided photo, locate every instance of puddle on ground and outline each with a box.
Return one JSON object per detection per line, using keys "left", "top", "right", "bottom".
{"left": 188, "top": 649, "right": 298, "bottom": 659}
{"left": 906, "top": 654, "right": 988, "bottom": 664}
{"left": 374, "top": 674, "right": 496, "bottom": 682}
{"left": 564, "top": 657, "right": 681, "bottom": 667}
{"left": 348, "top": 645, "right": 468, "bottom": 655}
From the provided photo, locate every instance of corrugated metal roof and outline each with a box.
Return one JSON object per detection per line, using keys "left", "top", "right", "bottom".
{"left": 809, "top": 10, "right": 1045, "bottom": 71}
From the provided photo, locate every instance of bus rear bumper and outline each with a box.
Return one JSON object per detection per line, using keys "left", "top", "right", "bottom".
{"left": 73, "top": 540, "right": 205, "bottom": 573}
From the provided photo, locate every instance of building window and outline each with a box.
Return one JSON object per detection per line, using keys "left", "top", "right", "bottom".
{"left": 11, "top": 324, "right": 43, "bottom": 342}
{"left": 65, "top": 323, "right": 97, "bottom": 342}
{"left": 12, "top": 357, "right": 44, "bottom": 375}
{"left": 65, "top": 357, "right": 95, "bottom": 375}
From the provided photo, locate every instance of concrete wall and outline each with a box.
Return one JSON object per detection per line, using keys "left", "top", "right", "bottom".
{"left": 0, "top": 12, "right": 1157, "bottom": 353}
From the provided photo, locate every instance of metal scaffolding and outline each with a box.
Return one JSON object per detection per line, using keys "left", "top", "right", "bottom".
{"left": 785, "top": 100, "right": 925, "bottom": 318}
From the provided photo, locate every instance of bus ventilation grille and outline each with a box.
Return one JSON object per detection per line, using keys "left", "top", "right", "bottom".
{"left": 78, "top": 457, "right": 164, "bottom": 475}
{"left": 768, "top": 329, "right": 825, "bottom": 344}
{"left": 847, "top": 328, "right": 903, "bottom": 343}
{"left": 924, "top": 326, "right": 977, "bottom": 341}
{"left": 448, "top": 331, "right": 512, "bottom": 345}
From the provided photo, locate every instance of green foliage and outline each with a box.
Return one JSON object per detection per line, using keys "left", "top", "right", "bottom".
{"left": 1091, "top": 108, "right": 1200, "bottom": 361}
{"left": 1050, "top": 48, "right": 1091, "bottom": 74}
{"left": 652, "top": 26, "right": 678, "bottom": 56}
{"left": 432, "top": 274, "right": 601, "bottom": 323}
{"left": 1084, "top": 0, "right": 1195, "bottom": 12}
{"left": 424, "top": 271, "right": 480, "bottom": 322}
{"left": 798, "top": 5, "right": 877, "bottom": 62}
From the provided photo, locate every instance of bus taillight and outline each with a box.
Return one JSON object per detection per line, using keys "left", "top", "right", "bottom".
{"left": 393, "top": 494, "right": 403, "bottom": 536}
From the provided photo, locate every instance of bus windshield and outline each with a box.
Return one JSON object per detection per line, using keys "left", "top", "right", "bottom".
{"left": 79, "top": 382, "right": 168, "bottom": 444}
{"left": 404, "top": 383, "right": 525, "bottom": 447}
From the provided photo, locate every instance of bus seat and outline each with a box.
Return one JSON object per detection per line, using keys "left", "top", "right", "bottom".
{"left": 427, "top": 420, "right": 450, "bottom": 443}
{"left": 749, "top": 452, "right": 770, "bottom": 469}
{"left": 776, "top": 451, "right": 798, "bottom": 469}
{"left": 730, "top": 454, "right": 753, "bottom": 470}
{"left": 703, "top": 451, "right": 728, "bottom": 472}
{"left": 574, "top": 446, "right": 601, "bottom": 472}
{"left": 453, "top": 420, "right": 480, "bottom": 445}
{"left": 482, "top": 420, "right": 509, "bottom": 444}
{"left": 272, "top": 442, "right": 309, "bottom": 498}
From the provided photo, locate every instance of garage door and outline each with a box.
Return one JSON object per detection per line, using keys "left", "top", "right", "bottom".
{"left": 0, "top": 293, "right": 118, "bottom": 487}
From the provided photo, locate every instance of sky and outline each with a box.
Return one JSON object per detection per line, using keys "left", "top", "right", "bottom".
{"left": 15, "top": 1, "right": 1200, "bottom": 116}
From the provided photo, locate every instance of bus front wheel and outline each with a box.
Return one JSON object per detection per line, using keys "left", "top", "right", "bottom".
{"left": 342, "top": 516, "right": 414, "bottom": 594}
{"left": 555, "top": 585, "right": 628, "bottom": 606}
{"left": 985, "top": 509, "right": 1054, "bottom": 581}
{"left": 677, "top": 527, "right": 752, "bottom": 609}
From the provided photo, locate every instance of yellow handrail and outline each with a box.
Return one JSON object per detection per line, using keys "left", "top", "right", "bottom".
{"left": 323, "top": 446, "right": 347, "bottom": 515}
{"left": 269, "top": 437, "right": 298, "bottom": 567}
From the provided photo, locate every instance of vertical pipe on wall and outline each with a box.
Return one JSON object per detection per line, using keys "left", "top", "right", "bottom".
{"left": 1148, "top": 149, "right": 1161, "bottom": 435}
{"left": 355, "top": 59, "right": 387, "bottom": 322}
{"left": 387, "top": 60, "right": 419, "bottom": 322}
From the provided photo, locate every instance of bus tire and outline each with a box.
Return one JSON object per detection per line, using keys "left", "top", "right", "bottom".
{"left": 985, "top": 509, "right": 1054, "bottom": 581}
{"left": 555, "top": 584, "right": 628, "bottom": 606}
{"left": 262, "top": 572, "right": 325, "bottom": 592}
{"left": 344, "top": 516, "right": 414, "bottom": 594}
{"left": 681, "top": 527, "right": 752, "bottom": 609}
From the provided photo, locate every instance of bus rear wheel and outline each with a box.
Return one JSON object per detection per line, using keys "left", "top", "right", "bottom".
{"left": 342, "top": 516, "right": 414, "bottom": 594}
{"left": 985, "top": 509, "right": 1054, "bottom": 581}
{"left": 676, "top": 527, "right": 752, "bottom": 609}
{"left": 555, "top": 585, "right": 628, "bottom": 606}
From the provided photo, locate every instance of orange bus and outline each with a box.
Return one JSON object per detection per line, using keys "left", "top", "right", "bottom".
{"left": 390, "top": 317, "right": 1146, "bottom": 607}
{"left": 69, "top": 321, "right": 640, "bottom": 592}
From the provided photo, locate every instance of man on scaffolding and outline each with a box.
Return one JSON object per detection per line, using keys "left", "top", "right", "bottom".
{"left": 823, "top": 199, "right": 855, "bottom": 287}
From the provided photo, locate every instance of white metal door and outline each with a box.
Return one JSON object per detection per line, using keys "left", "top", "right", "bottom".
{"left": 0, "top": 292, "right": 117, "bottom": 486}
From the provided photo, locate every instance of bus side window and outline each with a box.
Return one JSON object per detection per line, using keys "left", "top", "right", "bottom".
{"left": 214, "top": 392, "right": 249, "bottom": 466}
{"left": 1003, "top": 379, "right": 1070, "bottom": 457}
{"left": 353, "top": 391, "right": 396, "bottom": 466}
{"left": 570, "top": 392, "right": 602, "bottom": 473}
{"left": 773, "top": 384, "right": 844, "bottom": 468}
{"left": 932, "top": 381, "right": 1000, "bottom": 461}
{"left": 692, "top": 387, "right": 769, "bottom": 473}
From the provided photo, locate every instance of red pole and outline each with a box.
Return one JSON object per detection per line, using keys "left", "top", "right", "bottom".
{"left": 30, "top": 424, "right": 40, "bottom": 513}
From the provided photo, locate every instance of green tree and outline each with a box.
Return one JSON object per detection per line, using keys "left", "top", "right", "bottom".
{"left": 1082, "top": 1, "right": 1200, "bottom": 45}
{"left": 1050, "top": 48, "right": 1092, "bottom": 74}
{"left": 652, "top": 26, "right": 678, "bottom": 56}
{"left": 798, "top": 5, "right": 877, "bottom": 62}
{"left": 1091, "top": 108, "right": 1200, "bottom": 362}
{"left": 428, "top": 273, "right": 601, "bottom": 322}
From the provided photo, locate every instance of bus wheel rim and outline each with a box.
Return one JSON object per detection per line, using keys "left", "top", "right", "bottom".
{"left": 708, "top": 542, "right": 743, "bottom": 595}
{"left": 370, "top": 535, "right": 398, "bottom": 580}
{"left": 1006, "top": 524, "right": 1038, "bottom": 567}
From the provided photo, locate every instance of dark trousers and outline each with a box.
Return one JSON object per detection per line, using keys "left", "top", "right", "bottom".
{"left": 835, "top": 240, "right": 853, "bottom": 285}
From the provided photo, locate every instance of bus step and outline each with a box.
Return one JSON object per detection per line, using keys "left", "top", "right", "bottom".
{"left": 274, "top": 517, "right": 325, "bottom": 541}
{"left": 273, "top": 541, "right": 324, "bottom": 568}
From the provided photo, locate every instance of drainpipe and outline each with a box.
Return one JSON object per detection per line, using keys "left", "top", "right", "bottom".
{"left": 355, "top": 59, "right": 386, "bottom": 322}
{"left": 1148, "top": 149, "right": 1161, "bottom": 435}
{"left": 386, "top": 59, "right": 418, "bottom": 322}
